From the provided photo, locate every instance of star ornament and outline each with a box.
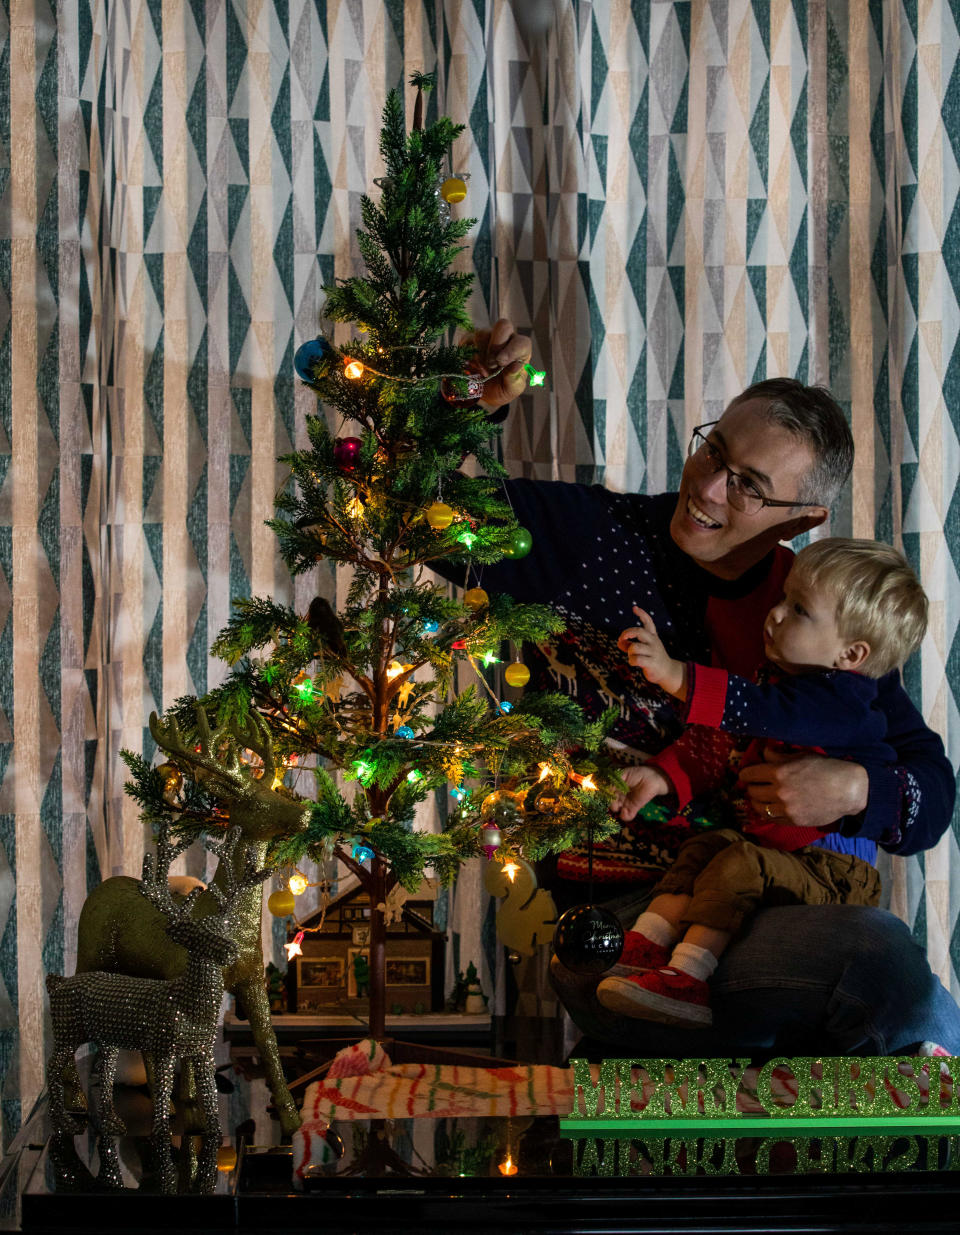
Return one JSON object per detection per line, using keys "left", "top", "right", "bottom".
{"left": 284, "top": 930, "right": 305, "bottom": 961}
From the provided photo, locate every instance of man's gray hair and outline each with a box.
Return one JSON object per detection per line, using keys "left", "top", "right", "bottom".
{"left": 731, "top": 378, "right": 853, "bottom": 508}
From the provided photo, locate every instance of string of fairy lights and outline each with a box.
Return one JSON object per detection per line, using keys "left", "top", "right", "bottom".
{"left": 262, "top": 283, "right": 556, "bottom": 925}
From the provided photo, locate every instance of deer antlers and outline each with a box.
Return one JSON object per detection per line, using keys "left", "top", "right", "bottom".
{"left": 139, "top": 821, "right": 271, "bottom": 927}
{"left": 139, "top": 823, "right": 200, "bottom": 923}
{"left": 148, "top": 706, "right": 312, "bottom": 841}
{"left": 202, "top": 827, "right": 273, "bottom": 917}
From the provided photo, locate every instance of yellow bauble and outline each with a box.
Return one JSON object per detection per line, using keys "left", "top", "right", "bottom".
{"left": 426, "top": 501, "right": 454, "bottom": 529}
{"left": 464, "top": 587, "right": 489, "bottom": 610}
{"left": 267, "top": 889, "right": 296, "bottom": 918}
{"left": 156, "top": 761, "right": 183, "bottom": 792}
{"left": 441, "top": 176, "right": 467, "bottom": 203}
{"left": 504, "top": 662, "right": 530, "bottom": 688}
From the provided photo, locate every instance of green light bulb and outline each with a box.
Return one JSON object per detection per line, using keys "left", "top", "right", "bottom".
{"left": 524, "top": 363, "right": 546, "bottom": 388}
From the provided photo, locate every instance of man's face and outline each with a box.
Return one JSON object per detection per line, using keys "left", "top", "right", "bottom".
{"left": 669, "top": 399, "right": 826, "bottom": 579}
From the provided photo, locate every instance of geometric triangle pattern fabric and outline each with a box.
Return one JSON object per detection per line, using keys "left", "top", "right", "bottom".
{"left": 3, "top": 0, "right": 960, "bottom": 1148}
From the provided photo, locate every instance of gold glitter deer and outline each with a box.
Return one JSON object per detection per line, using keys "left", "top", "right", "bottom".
{"left": 47, "top": 825, "right": 269, "bottom": 1181}
{"left": 71, "top": 708, "right": 311, "bottom": 1134}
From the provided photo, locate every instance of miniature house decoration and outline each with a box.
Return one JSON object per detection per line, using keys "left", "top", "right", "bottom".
{"left": 287, "top": 877, "right": 445, "bottom": 1015}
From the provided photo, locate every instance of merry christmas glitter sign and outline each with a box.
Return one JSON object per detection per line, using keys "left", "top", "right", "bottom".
{"left": 561, "top": 1057, "right": 960, "bottom": 1135}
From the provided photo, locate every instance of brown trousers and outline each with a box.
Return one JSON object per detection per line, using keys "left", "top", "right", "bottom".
{"left": 654, "top": 828, "right": 882, "bottom": 935}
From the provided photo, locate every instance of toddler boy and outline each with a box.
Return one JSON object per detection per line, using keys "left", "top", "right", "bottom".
{"left": 596, "top": 538, "right": 928, "bottom": 1027}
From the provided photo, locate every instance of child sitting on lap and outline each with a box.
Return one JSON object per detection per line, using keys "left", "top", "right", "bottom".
{"left": 596, "top": 538, "right": 928, "bottom": 1028}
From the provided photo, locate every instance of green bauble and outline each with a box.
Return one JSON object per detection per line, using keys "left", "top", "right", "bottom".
{"left": 504, "top": 526, "right": 533, "bottom": 559}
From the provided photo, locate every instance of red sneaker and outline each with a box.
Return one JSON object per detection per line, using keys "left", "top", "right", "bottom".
{"left": 596, "top": 967, "right": 713, "bottom": 1026}
{"left": 609, "top": 930, "right": 673, "bottom": 976}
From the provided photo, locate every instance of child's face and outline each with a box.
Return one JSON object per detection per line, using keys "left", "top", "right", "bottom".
{"left": 763, "top": 566, "right": 863, "bottom": 675}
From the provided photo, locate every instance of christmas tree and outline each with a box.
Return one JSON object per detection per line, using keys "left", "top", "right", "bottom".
{"left": 124, "top": 74, "right": 620, "bottom": 1043}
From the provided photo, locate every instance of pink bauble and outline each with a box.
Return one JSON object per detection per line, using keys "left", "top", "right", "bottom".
{"left": 333, "top": 436, "right": 362, "bottom": 469}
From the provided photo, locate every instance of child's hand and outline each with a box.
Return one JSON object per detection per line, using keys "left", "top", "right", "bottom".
{"left": 617, "top": 606, "right": 687, "bottom": 698}
{"left": 611, "top": 764, "right": 672, "bottom": 822}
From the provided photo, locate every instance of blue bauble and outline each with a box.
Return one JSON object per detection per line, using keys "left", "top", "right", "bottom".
{"left": 396, "top": 725, "right": 415, "bottom": 739}
{"left": 294, "top": 336, "right": 334, "bottom": 383}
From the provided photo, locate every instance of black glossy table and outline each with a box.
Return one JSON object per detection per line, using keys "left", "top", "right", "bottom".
{"left": 5, "top": 1053, "right": 960, "bottom": 1233}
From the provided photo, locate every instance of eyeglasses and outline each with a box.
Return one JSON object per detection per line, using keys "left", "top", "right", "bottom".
{"left": 687, "top": 423, "right": 824, "bottom": 516}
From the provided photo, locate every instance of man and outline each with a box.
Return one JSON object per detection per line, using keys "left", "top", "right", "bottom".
{"left": 462, "top": 319, "right": 960, "bottom": 1056}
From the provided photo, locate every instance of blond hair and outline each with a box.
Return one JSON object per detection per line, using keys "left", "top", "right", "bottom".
{"left": 791, "top": 538, "right": 928, "bottom": 678}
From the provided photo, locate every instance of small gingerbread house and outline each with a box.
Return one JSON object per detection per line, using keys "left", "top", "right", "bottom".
{"left": 288, "top": 878, "right": 446, "bottom": 1015}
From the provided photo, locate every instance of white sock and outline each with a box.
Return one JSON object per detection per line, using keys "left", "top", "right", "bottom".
{"left": 668, "top": 941, "right": 718, "bottom": 982}
{"left": 630, "top": 911, "right": 679, "bottom": 948}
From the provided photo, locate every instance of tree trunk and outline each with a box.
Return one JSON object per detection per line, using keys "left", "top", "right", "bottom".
{"left": 367, "top": 855, "right": 387, "bottom": 1039}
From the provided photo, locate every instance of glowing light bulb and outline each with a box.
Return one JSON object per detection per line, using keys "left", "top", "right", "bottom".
{"left": 498, "top": 1154, "right": 518, "bottom": 1176}
{"left": 284, "top": 930, "right": 305, "bottom": 961}
{"left": 344, "top": 359, "right": 364, "bottom": 380}
{"left": 289, "top": 872, "right": 308, "bottom": 896}
{"left": 386, "top": 660, "right": 404, "bottom": 680}
{"left": 502, "top": 861, "right": 520, "bottom": 882}
{"left": 292, "top": 675, "right": 314, "bottom": 701}
{"left": 538, "top": 762, "right": 552, "bottom": 782}
{"left": 523, "top": 363, "right": 546, "bottom": 388}
{"left": 346, "top": 496, "right": 365, "bottom": 519}
{"left": 580, "top": 775, "right": 597, "bottom": 791}
{"left": 481, "top": 651, "right": 501, "bottom": 668}
{"left": 353, "top": 759, "right": 374, "bottom": 783}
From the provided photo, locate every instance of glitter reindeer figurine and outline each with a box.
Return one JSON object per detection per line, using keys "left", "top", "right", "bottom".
{"left": 45, "top": 823, "right": 269, "bottom": 1184}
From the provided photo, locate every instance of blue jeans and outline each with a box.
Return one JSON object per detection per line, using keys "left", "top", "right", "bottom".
{"left": 550, "top": 898, "right": 960, "bottom": 1056}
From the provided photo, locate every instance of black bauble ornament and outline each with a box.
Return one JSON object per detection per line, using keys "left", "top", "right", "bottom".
{"left": 553, "top": 904, "right": 624, "bottom": 975}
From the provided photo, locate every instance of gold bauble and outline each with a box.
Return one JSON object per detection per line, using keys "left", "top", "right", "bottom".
{"left": 441, "top": 176, "right": 467, "bottom": 203}
{"left": 156, "top": 762, "right": 183, "bottom": 792}
{"left": 504, "top": 662, "right": 530, "bottom": 688}
{"left": 426, "top": 501, "right": 454, "bottom": 529}
{"left": 480, "top": 790, "right": 507, "bottom": 816}
{"left": 464, "top": 587, "right": 489, "bottom": 610}
{"left": 267, "top": 889, "right": 296, "bottom": 918}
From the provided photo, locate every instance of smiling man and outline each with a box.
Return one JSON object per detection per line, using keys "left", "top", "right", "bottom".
{"left": 464, "top": 321, "right": 959, "bottom": 1058}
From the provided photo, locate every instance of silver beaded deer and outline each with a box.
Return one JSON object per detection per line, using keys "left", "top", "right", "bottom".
{"left": 45, "top": 825, "right": 269, "bottom": 1158}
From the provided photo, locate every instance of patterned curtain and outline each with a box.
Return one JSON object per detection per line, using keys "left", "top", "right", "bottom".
{"left": 2, "top": 0, "right": 958, "bottom": 1143}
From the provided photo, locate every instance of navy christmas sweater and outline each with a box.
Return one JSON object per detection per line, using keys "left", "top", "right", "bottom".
{"left": 451, "top": 480, "right": 953, "bottom": 877}
{"left": 650, "top": 664, "right": 899, "bottom": 853}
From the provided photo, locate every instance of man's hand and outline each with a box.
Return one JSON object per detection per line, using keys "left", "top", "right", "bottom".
{"left": 738, "top": 747, "right": 869, "bottom": 829}
{"left": 611, "top": 764, "right": 672, "bottom": 822}
{"left": 617, "top": 606, "right": 687, "bottom": 698}
{"left": 467, "top": 318, "right": 532, "bottom": 410}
